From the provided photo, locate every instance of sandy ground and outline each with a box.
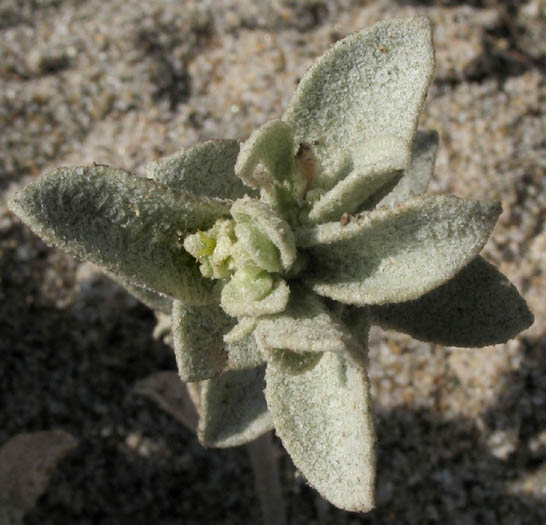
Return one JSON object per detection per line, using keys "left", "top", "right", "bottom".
{"left": 1, "top": 0, "right": 545, "bottom": 523}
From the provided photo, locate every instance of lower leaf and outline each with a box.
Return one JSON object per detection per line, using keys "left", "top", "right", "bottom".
{"left": 198, "top": 366, "right": 273, "bottom": 448}
{"left": 370, "top": 256, "right": 534, "bottom": 347}
{"left": 265, "top": 351, "right": 376, "bottom": 512}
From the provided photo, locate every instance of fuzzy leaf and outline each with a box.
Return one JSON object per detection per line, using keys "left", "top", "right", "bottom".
{"left": 172, "top": 301, "right": 235, "bottom": 381}
{"left": 198, "top": 366, "right": 273, "bottom": 448}
{"left": 376, "top": 130, "right": 439, "bottom": 208}
{"left": 221, "top": 274, "right": 290, "bottom": 317}
{"left": 255, "top": 286, "right": 354, "bottom": 354}
{"left": 308, "top": 135, "right": 410, "bottom": 223}
{"left": 9, "top": 166, "right": 230, "bottom": 303}
{"left": 235, "top": 120, "right": 298, "bottom": 191}
{"left": 231, "top": 197, "right": 297, "bottom": 271}
{"left": 223, "top": 318, "right": 266, "bottom": 370}
{"left": 283, "top": 17, "right": 434, "bottom": 189}
{"left": 226, "top": 333, "right": 266, "bottom": 370}
{"left": 297, "top": 195, "right": 502, "bottom": 305}
{"left": 265, "top": 351, "right": 375, "bottom": 512}
{"left": 370, "top": 256, "right": 534, "bottom": 347}
{"left": 107, "top": 272, "right": 173, "bottom": 314}
{"left": 146, "top": 139, "right": 257, "bottom": 200}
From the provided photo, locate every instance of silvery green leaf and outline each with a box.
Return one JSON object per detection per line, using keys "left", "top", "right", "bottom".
{"left": 231, "top": 197, "right": 297, "bottom": 271}
{"left": 265, "top": 351, "right": 375, "bottom": 512}
{"left": 235, "top": 119, "right": 299, "bottom": 191}
{"left": 146, "top": 139, "right": 257, "bottom": 200}
{"left": 226, "top": 333, "right": 266, "bottom": 370}
{"left": 376, "top": 130, "right": 439, "bottom": 208}
{"left": 297, "top": 195, "right": 502, "bottom": 305}
{"left": 283, "top": 17, "right": 434, "bottom": 189}
{"left": 172, "top": 301, "right": 235, "bottom": 381}
{"left": 221, "top": 274, "right": 290, "bottom": 317}
{"left": 370, "top": 256, "right": 534, "bottom": 347}
{"left": 308, "top": 135, "right": 410, "bottom": 223}
{"left": 223, "top": 316, "right": 257, "bottom": 344}
{"left": 9, "top": 166, "right": 230, "bottom": 303}
{"left": 224, "top": 318, "right": 266, "bottom": 370}
{"left": 340, "top": 305, "right": 371, "bottom": 363}
{"left": 255, "top": 286, "right": 354, "bottom": 354}
{"left": 198, "top": 366, "right": 273, "bottom": 448}
{"left": 108, "top": 272, "right": 173, "bottom": 314}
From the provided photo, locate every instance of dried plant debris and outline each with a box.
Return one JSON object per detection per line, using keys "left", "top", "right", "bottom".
{"left": 0, "top": 430, "right": 77, "bottom": 525}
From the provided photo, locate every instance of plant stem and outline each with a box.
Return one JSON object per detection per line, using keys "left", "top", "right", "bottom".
{"left": 246, "top": 432, "right": 286, "bottom": 525}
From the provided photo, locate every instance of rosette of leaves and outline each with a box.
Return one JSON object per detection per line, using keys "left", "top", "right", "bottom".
{"left": 9, "top": 17, "right": 533, "bottom": 512}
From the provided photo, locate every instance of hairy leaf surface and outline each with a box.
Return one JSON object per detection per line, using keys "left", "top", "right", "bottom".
{"left": 308, "top": 135, "right": 410, "bottom": 223}
{"left": 283, "top": 17, "right": 434, "bottom": 188}
{"left": 172, "top": 301, "right": 234, "bottom": 381}
{"left": 370, "top": 256, "right": 534, "bottom": 346}
{"left": 146, "top": 139, "right": 256, "bottom": 200}
{"left": 297, "top": 195, "right": 502, "bottom": 305}
{"left": 376, "top": 130, "right": 439, "bottom": 208}
{"left": 265, "top": 351, "right": 375, "bottom": 512}
{"left": 9, "top": 166, "right": 230, "bottom": 303}
{"left": 255, "top": 286, "right": 354, "bottom": 354}
{"left": 235, "top": 120, "right": 298, "bottom": 191}
{"left": 198, "top": 367, "right": 273, "bottom": 447}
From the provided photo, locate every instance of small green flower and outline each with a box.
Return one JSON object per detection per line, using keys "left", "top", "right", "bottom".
{"left": 9, "top": 17, "right": 533, "bottom": 512}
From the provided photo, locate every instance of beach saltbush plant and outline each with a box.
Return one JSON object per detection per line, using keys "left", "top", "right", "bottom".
{"left": 9, "top": 17, "right": 533, "bottom": 512}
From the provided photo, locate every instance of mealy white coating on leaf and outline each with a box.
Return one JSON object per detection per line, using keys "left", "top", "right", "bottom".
{"left": 9, "top": 166, "right": 230, "bottom": 304}
{"left": 297, "top": 195, "right": 502, "bottom": 305}
{"left": 172, "top": 301, "right": 234, "bottom": 382}
{"left": 145, "top": 139, "right": 257, "bottom": 200}
{"left": 221, "top": 275, "right": 290, "bottom": 317}
{"left": 308, "top": 134, "right": 411, "bottom": 223}
{"left": 234, "top": 119, "right": 297, "bottom": 190}
{"left": 255, "top": 286, "right": 355, "bottom": 354}
{"left": 370, "top": 256, "right": 534, "bottom": 347}
{"left": 231, "top": 197, "right": 297, "bottom": 271}
{"left": 198, "top": 366, "right": 273, "bottom": 448}
{"left": 377, "top": 130, "right": 439, "bottom": 208}
{"left": 283, "top": 17, "right": 434, "bottom": 188}
{"left": 265, "top": 350, "right": 376, "bottom": 512}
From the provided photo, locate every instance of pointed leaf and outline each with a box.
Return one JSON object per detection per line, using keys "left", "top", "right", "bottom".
{"left": 308, "top": 135, "right": 410, "bottom": 223}
{"left": 198, "top": 366, "right": 273, "bottom": 447}
{"left": 172, "top": 300, "right": 234, "bottom": 382}
{"left": 283, "top": 17, "right": 434, "bottom": 188}
{"left": 265, "top": 351, "right": 375, "bottom": 512}
{"left": 255, "top": 286, "right": 354, "bottom": 354}
{"left": 106, "top": 271, "right": 173, "bottom": 314}
{"left": 231, "top": 197, "right": 297, "bottom": 271}
{"left": 377, "top": 130, "right": 439, "bottom": 208}
{"left": 235, "top": 120, "right": 298, "bottom": 191}
{"left": 221, "top": 274, "right": 290, "bottom": 317}
{"left": 146, "top": 139, "right": 257, "bottom": 199}
{"left": 9, "top": 166, "right": 230, "bottom": 303}
{"left": 370, "top": 256, "right": 534, "bottom": 347}
{"left": 297, "top": 195, "right": 502, "bottom": 305}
